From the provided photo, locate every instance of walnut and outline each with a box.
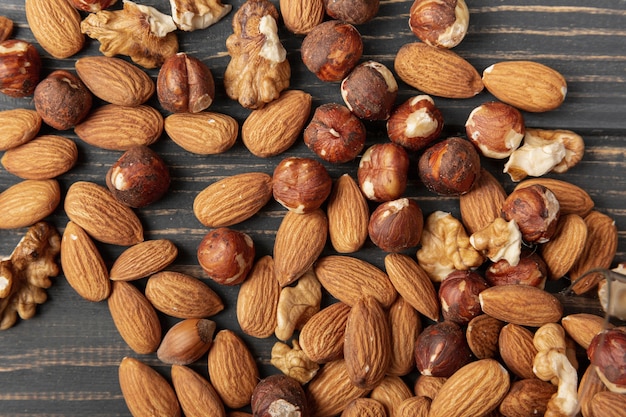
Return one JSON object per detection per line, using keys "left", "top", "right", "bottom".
{"left": 469, "top": 217, "right": 522, "bottom": 266}
{"left": 275, "top": 269, "right": 321, "bottom": 341}
{"left": 224, "top": 0, "right": 291, "bottom": 109}
{"left": 416, "top": 211, "right": 484, "bottom": 282}
{"left": 0, "top": 222, "right": 61, "bottom": 330}
{"left": 270, "top": 339, "right": 320, "bottom": 384}
{"left": 169, "top": 0, "right": 232, "bottom": 31}
{"left": 81, "top": 0, "right": 179, "bottom": 69}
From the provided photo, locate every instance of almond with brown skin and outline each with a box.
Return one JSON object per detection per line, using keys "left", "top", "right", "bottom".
{"left": 499, "top": 378, "right": 557, "bottom": 417}
{"left": 109, "top": 239, "right": 178, "bottom": 281}
{"left": 514, "top": 177, "right": 594, "bottom": 217}
{"left": 0, "top": 179, "right": 60, "bottom": 229}
{"left": 579, "top": 364, "right": 608, "bottom": 417}
{"left": 157, "top": 318, "right": 216, "bottom": 365}
{"left": 279, "top": 0, "right": 324, "bottom": 34}
{"left": 562, "top": 313, "right": 612, "bottom": 350}
{"left": 327, "top": 174, "right": 370, "bottom": 253}
{"left": 25, "top": 0, "right": 84, "bottom": 59}
{"left": 498, "top": 323, "right": 538, "bottom": 380}
{"left": 171, "top": 365, "right": 226, "bottom": 417}
{"left": 299, "top": 301, "right": 351, "bottom": 364}
{"left": 541, "top": 214, "right": 588, "bottom": 280}
{"left": 396, "top": 396, "right": 431, "bottom": 417}
{"left": 164, "top": 112, "right": 238, "bottom": 155}
{"left": 590, "top": 392, "right": 626, "bottom": 417}
{"left": 414, "top": 375, "right": 447, "bottom": 400}
{"left": 342, "top": 398, "right": 387, "bottom": 417}
{"left": 466, "top": 314, "right": 505, "bottom": 360}
{"left": 0, "top": 109, "right": 42, "bottom": 151}
{"left": 0, "top": 16, "right": 13, "bottom": 42}
{"left": 369, "top": 375, "right": 414, "bottom": 417}
{"left": 459, "top": 168, "right": 507, "bottom": 234}
{"left": 1, "top": 135, "right": 77, "bottom": 180}
{"left": 388, "top": 296, "right": 421, "bottom": 376}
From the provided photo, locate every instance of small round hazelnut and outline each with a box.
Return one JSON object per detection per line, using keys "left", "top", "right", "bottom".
{"left": 358, "top": 143, "right": 409, "bottom": 202}
{"left": 197, "top": 227, "right": 255, "bottom": 286}
{"left": 415, "top": 320, "right": 472, "bottom": 377}
{"left": 465, "top": 101, "right": 525, "bottom": 159}
{"left": 485, "top": 250, "right": 548, "bottom": 288}
{"left": 439, "top": 270, "right": 489, "bottom": 324}
{"left": 251, "top": 374, "right": 309, "bottom": 417}
{"left": 418, "top": 137, "right": 481, "bottom": 196}
{"left": 587, "top": 329, "right": 626, "bottom": 392}
{"left": 501, "top": 184, "right": 560, "bottom": 244}
{"left": 105, "top": 145, "right": 171, "bottom": 208}
{"left": 341, "top": 61, "right": 398, "bottom": 121}
{"left": 301, "top": 20, "right": 363, "bottom": 82}
{"left": 303, "top": 103, "right": 366, "bottom": 163}
{"left": 387, "top": 95, "right": 444, "bottom": 151}
{"left": 34, "top": 70, "right": 93, "bottom": 130}
{"left": 157, "top": 52, "right": 215, "bottom": 113}
{"left": 323, "top": 0, "right": 379, "bottom": 25}
{"left": 368, "top": 198, "right": 423, "bottom": 252}
{"left": 0, "top": 39, "right": 41, "bottom": 98}
{"left": 273, "top": 157, "right": 332, "bottom": 213}
{"left": 409, "top": 0, "right": 470, "bottom": 48}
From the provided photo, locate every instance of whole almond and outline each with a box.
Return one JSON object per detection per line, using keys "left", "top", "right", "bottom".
{"left": 25, "top": 0, "right": 84, "bottom": 59}
{"left": 499, "top": 378, "right": 557, "bottom": 417}
{"left": 0, "top": 109, "right": 42, "bottom": 151}
{"left": 109, "top": 239, "right": 178, "bottom": 281}
{"left": 75, "top": 104, "right": 163, "bottom": 151}
{"left": 578, "top": 364, "right": 608, "bottom": 417}
{"left": 590, "top": 391, "right": 626, "bottom": 417}
{"left": 118, "top": 357, "right": 181, "bottom": 417}
{"left": 394, "top": 42, "right": 483, "bottom": 99}
{"left": 541, "top": 214, "right": 588, "bottom": 279}
{"left": 207, "top": 329, "right": 259, "bottom": 409}
{"left": 414, "top": 375, "right": 447, "bottom": 400}
{"left": 145, "top": 271, "right": 224, "bottom": 319}
{"left": 75, "top": 56, "right": 155, "bottom": 106}
{"left": 466, "top": 314, "right": 505, "bottom": 360}
{"left": 327, "top": 174, "right": 369, "bottom": 253}
{"left": 60, "top": 221, "right": 110, "bottom": 302}
{"left": 108, "top": 281, "right": 161, "bottom": 354}
{"left": 342, "top": 398, "right": 387, "bottom": 417}
{"left": 562, "top": 313, "right": 612, "bottom": 350}
{"left": 279, "top": 0, "right": 325, "bottom": 34}
{"left": 369, "top": 375, "right": 414, "bottom": 417}
{"left": 396, "top": 396, "right": 431, "bottom": 417}
{"left": 459, "top": 168, "right": 507, "bottom": 234}
{"left": 242, "top": 90, "right": 312, "bottom": 157}
{"left": 388, "top": 296, "right": 420, "bottom": 376}
{"left": 514, "top": 178, "right": 594, "bottom": 217}
{"left": 64, "top": 181, "right": 144, "bottom": 246}
{"left": 157, "top": 318, "right": 216, "bottom": 365}
{"left": 193, "top": 172, "right": 273, "bottom": 228}
{"left": 482, "top": 60, "right": 567, "bottom": 112}
{"left": 299, "top": 301, "right": 351, "bottom": 364}
{"left": 1, "top": 135, "right": 77, "bottom": 180}
{"left": 164, "top": 112, "right": 238, "bottom": 155}
{"left": 0, "top": 15, "right": 13, "bottom": 42}
{"left": 171, "top": 365, "right": 226, "bottom": 417}
{"left": 0, "top": 179, "right": 60, "bottom": 229}
{"left": 498, "top": 323, "right": 538, "bottom": 380}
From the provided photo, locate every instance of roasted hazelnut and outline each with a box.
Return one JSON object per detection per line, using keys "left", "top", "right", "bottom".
{"left": 34, "top": 70, "right": 93, "bottom": 130}
{"left": 409, "top": 0, "right": 470, "bottom": 48}
{"left": 341, "top": 61, "right": 398, "bottom": 121}
{"left": 368, "top": 198, "right": 423, "bottom": 252}
{"left": 387, "top": 95, "right": 444, "bottom": 151}
{"left": 197, "top": 227, "right": 255, "bottom": 285}
{"left": 69, "top": 0, "right": 117, "bottom": 12}
{"left": 418, "top": 137, "right": 481, "bottom": 196}
{"left": 301, "top": 20, "right": 363, "bottom": 82}
{"left": 251, "top": 374, "right": 309, "bottom": 417}
{"left": 0, "top": 39, "right": 41, "bottom": 98}
{"left": 501, "top": 184, "right": 560, "bottom": 244}
{"left": 485, "top": 250, "right": 548, "bottom": 288}
{"left": 303, "top": 103, "right": 366, "bottom": 163}
{"left": 323, "top": 0, "right": 379, "bottom": 25}
{"left": 272, "top": 157, "right": 332, "bottom": 213}
{"left": 358, "top": 143, "right": 409, "bottom": 202}
{"left": 587, "top": 329, "right": 626, "bottom": 393}
{"left": 439, "top": 270, "right": 489, "bottom": 324}
{"left": 465, "top": 101, "right": 525, "bottom": 159}
{"left": 157, "top": 52, "right": 215, "bottom": 113}
{"left": 105, "top": 145, "right": 171, "bottom": 208}
{"left": 415, "top": 320, "right": 472, "bottom": 377}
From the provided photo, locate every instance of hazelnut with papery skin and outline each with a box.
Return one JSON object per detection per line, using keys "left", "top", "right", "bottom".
{"left": 465, "top": 101, "right": 525, "bottom": 159}
{"left": 251, "top": 374, "right": 309, "bottom": 417}
{"left": 0, "top": 39, "right": 41, "bottom": 98}
{"left": 587, "top": 329, "right": 626, "bottom": 393}
{"left": 34, "top": 70, "right": 93, "bottom": 131}
{"left": 368, "top": 198, "right": 423, "bottom": 252}
{"left": 157, "top": 52, "right": 215, "bottom": 113}
{"left": 197, "top": 227, "right": 255, "bottom": 286}
{"left": 415, "top": 320, "right": 472, "bottom": 377}
{"left": 387, "top": 95, "right": 444, "bottom": 151}
{"left": 273, "top": 157, "right": 332, "bottom": 213}
{"left": 303, "top": 103, "right": 366, "bottom": 163}
{"left": 323, "top": 0, "right": 379, "bottom": 25}
{"left": 439, "top": 270, "right": 489, "bottom": 324}
{"left": 341, "top": 61, "right": 398, "bottom": 121}
{"left": 485, "top": 250, "right": 548, "bottom": 288}
{"left": 501, "top": 184, "right": 560, "bottom": 244}
{"left": 409, "top": 0, "right": 470, "bottom": 48}
{"left": 358, "top": 143, "right": 409, "bottom": 202}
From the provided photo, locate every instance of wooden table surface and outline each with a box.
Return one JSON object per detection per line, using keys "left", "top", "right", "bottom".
{"left": 1, "top": 0, "right": 625, "bottom": 415}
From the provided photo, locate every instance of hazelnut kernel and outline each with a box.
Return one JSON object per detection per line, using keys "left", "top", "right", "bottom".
{"left": 415, "top": 320, "right": 472, "bottom": 377}
{"left": 251, "top": 374, "right": 309, "bottom": 417}
{"left": 197, "top": 227, "right": 255, "bottom": 286}
{"left": 272, "top": 157, "right": 332, "bottom": 213}
{"left": 0, "top": 39, "right": 41, "bottom": 98}
{"left": 157, "top": 52, "right": 215, "bottom": 113}
{"left": 409, "top": 0, "right": 470, "bottom": 49}
{"left": 501, "top": 184, "right": 560, "bottom": 244}
{"left": 439, "top": 270, "right": 489, "bottom": 325}
{"left": 465, "top": 101, "right": 525, "bottom": 159}
{"left": 387, "top": 95, "right": 444, "bottom": 151}
{"left": 368, "top": 198, "right": 424, "bottom": 252}
{"left": 341, "top": 60, "right": 398, "bottom": 121}
{"left": 358, "top": 143, "right": 409, "bottom": 202}
{"left": 485, "top": 250, "right": 548, "bottom": 288}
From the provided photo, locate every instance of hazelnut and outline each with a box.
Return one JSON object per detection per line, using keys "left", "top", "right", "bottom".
{"left": 0, "top": 39, "right": 41, "bottom": 98}
{"left": 341, "top": 61, "right": 398, "bottom": 121}
{"left": 368, "top": 198, "right": 423, "bottom": 252}
{"left": 587, "top": 329, "right": 626, "bottom": 393}
{"left": 251, "top": 374, "right": 309, "bottom": 417}
{"left": 272, "top": 157, "right": 332, "bottom": 213}
{"left": 34, "top": 70, "right": 93, "bottom": 131}
{"left": 105, "top": 145, "right": 171, "bottom": 208}
{"left": 501, "top": 184, "right": 560, "bottom": 244}
{"left": 358, "top": 143, "right": 409, "bottom": 202}
{"left": 415, "top": 320, "right": 472, "bottom": 377}
{"left": 409, "top": 0, "right": 470, "bottom": 48}
{"left": 387, "top": 95, "right": 444, "bottom": 151}
{"left": 301, "top": 20, "right": 363, "bottom": 82}
{"left": 303, "top": 103, "right": 366, "bottom": 163}
{"left": 439, "top": 270, "right": 489, "bottom": 324}
{"left": 157, "top": 52, "right": 215, "bottom": 113}
{"left": 418, "top": 137, "right": 481, "bottom": 196}
{"left": 197, "top": 227, "right": 255, "bottom": 286}
{"left": 485, "top": 250, "right": 548, "bottom": 288}
{"left": 323, "top": 0, "right": 379, "bottom": 25}
{"left": 465, "top": 101, "right": 525, "bottom": 159}
{"left": 69, "top": 0, "right": 117, "bottom": 12}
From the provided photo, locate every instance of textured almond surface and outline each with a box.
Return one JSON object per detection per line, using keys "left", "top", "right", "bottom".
{"left": 562, "top": 313, "right": 611, "bottom": 350}
{"left": 279, "top": 0, "right": 325, "bottom": 34}
{"left": 466, "top": 314, "right": 505, "bottom": 360}
{"left": 459, "top": 168, "right": 507, "bottom": 234}
{"left": 499, "top": 378, "right": 557, "bottom": 417}
{"left": 387, "top": 296, "right": 420, "bottom": 376}
{"left": 25, "top": 0, "right": 84, "bottom": 58}
{"left": 1, "top": 135, "right": 77, "bottom": 180}
{"left": 0, "top": 179, "right": 60, "bottom": 229}
{"left": 578, "top": 364, "right": 609, "bottom": 417}
{"left": 369, "top": 375, "right": 414, "bottom": 417}
{"left": 498, "top": 323, "right": 538, "bottom": 380}
{"left": 109, "top": 239, "right": 178, "bottom": 281}
{"left": 327, "top": 174, "right": 369, "bottom": 253}
{"left": 0, "top": 109, "right": 42, "bottom": 151}
{"left": 171, "top": 365, "right": 226, "bottom": 417}
{"left": 514, "top": 178, "right": 594, "bottom": 217}
{"left": 590, "top": 391, "right": 626, "bottom": 417}
{"left": 541, "top": 214, "right": 588, "bottom": 279}
{"left": 341, "top": 398, "right": 387, "bottom": 417}
{"left": 299, "top": 302, "right": 351, "bottom": 364}
{"left": 164, "top": 112, "right": 238, "bottom": 155}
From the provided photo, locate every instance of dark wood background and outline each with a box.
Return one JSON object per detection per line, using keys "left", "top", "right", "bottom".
{"left": 1, "top": 0, "right": 625, "bottom": 415}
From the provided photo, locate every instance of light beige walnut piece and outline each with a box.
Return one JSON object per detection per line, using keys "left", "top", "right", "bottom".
{"left": 224, "top": 0, "right": 290, "bottom": 109}
{"left": 470, "top": 217, "right": 522, "bottom": 266}
{"left": 275, "top": 269, "right": 321, "bottom": 341}
{"left": 169, "top": 0, "right": 232, "bottom": 31}
{"left": 270, "top": 339, "right": 320, "bottom": 384}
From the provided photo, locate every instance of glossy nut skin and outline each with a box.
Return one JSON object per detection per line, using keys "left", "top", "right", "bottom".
{"left": 387, "top": 95, "right": 444, "bottom": 151}
{"left": 303, "top": 103, "right": 366, "bottom": 163}
{"left": 251, "top": 374, "right": 309, "bottom": 417}
{"left": 34, "top": 70, "right": 93, "bottom": 130}
{"left": 501, "top": 184, "right": 560, "bottom": 244}
{"left": 415, "top": 320, "right": 472, "bottom": 377}
{"left": 157, "top": 52, "right": 215, "bottom": 113}
{"left": 301, "top": 20, "right": 363, "bottom": 82}
{"left": 409, "top": 0, "right": 470, "bottom": 48}
{"left": 0, "top": 39, "right": 41, "bottom": 97}
{"left": 465, "top": 101, "right": 525, "bottom": 159}
{"left": 438, "top": 270, "right": 489, "bottom": 324}
{"left": 197, "top": 228, "right": 255, "bottom": 286}
{"left": 485, "top": 250, "right": 548, "bottom": 288}
{"left": 272, "top": 157, "right": 332, "bottom": 213}
{"left": 324, "top": 0, "right": 379, "bottom": 25}
{"left": 418, "top": 137, "right": 480, "bottom": 196}
{"left": 368, "top": 198, "right": 423, "bottom": 252}
{"left": 358, "top": 143, "right": 409, "bottom": 202}
{"left": 341, "top": 61, "right": 398, "bottom": 121}
{"left": 106, "top": 145, "right": 171, "bottom": 208}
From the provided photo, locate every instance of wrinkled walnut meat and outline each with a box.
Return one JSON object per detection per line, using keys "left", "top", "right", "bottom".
{"left": 470, "top": 217, "right": 522, "bottom": 266}
{"left": 270, "top": 339, "right": 320, "bottom": 384}
{"left": 224, "top": 0, "right": 290, "bottom": 109}
{"left": 169, "top": 0, "right": 232, "bottom": 31}
{"left": 0, "top": 222, "right": 61, "bottom": 330}
{"left": 275, "top": 269, "right": 321, "bottom": 341}
{"left": 81, "top": 0, "right": 179, "bottom": 69}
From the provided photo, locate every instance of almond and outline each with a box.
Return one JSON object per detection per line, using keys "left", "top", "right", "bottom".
{"left": 75, "top": 104, "right": 163, "bottom": 151}
{"left": 514, "top": 178, "right": 594, "bottom": 217}
{"left": 118, "top": 357, "right": 181, "bottom": 417}
{"left": 1, "top": 135, "right": 77, "bottom": 180}
{"left": 279, "top": 0, "right": 325, "bottom": 34}
{"left": 60, "top": 221, "right": 110, "bottom": 302}
{"left": 396, "top": 396, "right": 431, "bottom": 417}
{"left": 193, "top": 172, "right": 273, "bottom": 228}
{"left": 466, "top": 314, "right": 505, "bottom": 360}
{"left": 498, "top": 323, "right": 538, "bottom": 380}
{"left": 108, "top": 281, "right": 161, "bottom": 354}
{"left": 482, "top": 60, "right": 567, "bottom": 112}
{"left": 164, "top": 112, "right": 238, "bottom": 155}
{"left": 0, "top": 109, "right": 42, "bottom": 151}
{"left": 499, "top": 378, "right": 557, "bottom": 417}
{"left": 157, "top": 318, "right": 216, "bottom": 365}
{"left": 394, "top": 42, "right": 483, "bottom": 99}
{"left": 541, "top": 213, "right": 588, "bottom": 279}
{"left": 369, "top": 375, "right": 414, "bottom": 417}
{"left": 387, "top": 296, "right": 420, "bottom": 376}
{"left": 414, "top": 375, "right": 447, "bottom": 400}
{"left": 109, "top": 239, "right": 178, "bottom": 281}
{"left": 64, "top": 181, "right": 144, "bottom": 246}
{"left": 171, "top": 365, "right": 226, "bottom": 417}
{"left": 25, "top": 0, "right": 84, "bottom": 59}
{"left": 459, "top": 168, "right": 507, "bottom": 234}
{"left": 590, "top": 391, "right": 626, "bottom": 417}
{"left": 579, "top": 364, "right": 608, "bottom": 417}
{"left": 562, "top": 313, "right": 611, "bottom": 350}
{"left": 299, "top": 301, "right": 351, "bottom": 364}
{"left": 342, "top": 398, "right": 387, "bottom": 417}
{"left": 242, "top": 90, "right": 312, "bottom": 157}
{"left": 0, "top": 179, "right": 60, "bottom": 229}
{"left": 327, "top": 174, "right": 369, "bottom": 253}
{"left": 75, "top": 56, "right": 155, "bottom": 106}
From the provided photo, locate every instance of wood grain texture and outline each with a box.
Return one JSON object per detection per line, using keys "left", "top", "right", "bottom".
{"left": 0, "top": 0, "right": 625, "bottom": 415}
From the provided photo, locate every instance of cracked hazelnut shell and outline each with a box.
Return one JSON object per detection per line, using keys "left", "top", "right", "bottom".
{"left": 358, "top": 143, "right": 409, "bottom": 202}
{"left": 439, "top": 270, "right": 489, "bottom": 324}
{"left": 157, "top": 52, "right": 215, "bottom": 114}
{"left": 415, "top": 320, "right": 472, "bottom": 377}
{"left": 197, "top": 227, "right": 255, "bottom": 286}
{"left": 341, "top": 60, "right": 398, "bottom": 121}
{"left": 251, "top": 374, "right": 309, "bottom": 417}
{"left": 0, "top": 39, "right": 41, "bottom": 98}
{"left": 34, "top": 70, "right": 93, "bottom": 131}
{"left": 272, "top": 157, "right": 332, "bottom": 213}
{"left": 501, "top": 184, "right": 560, "bottom": 244}
{"left": 368, "top": 198, "right": 423, "bottom": 252}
